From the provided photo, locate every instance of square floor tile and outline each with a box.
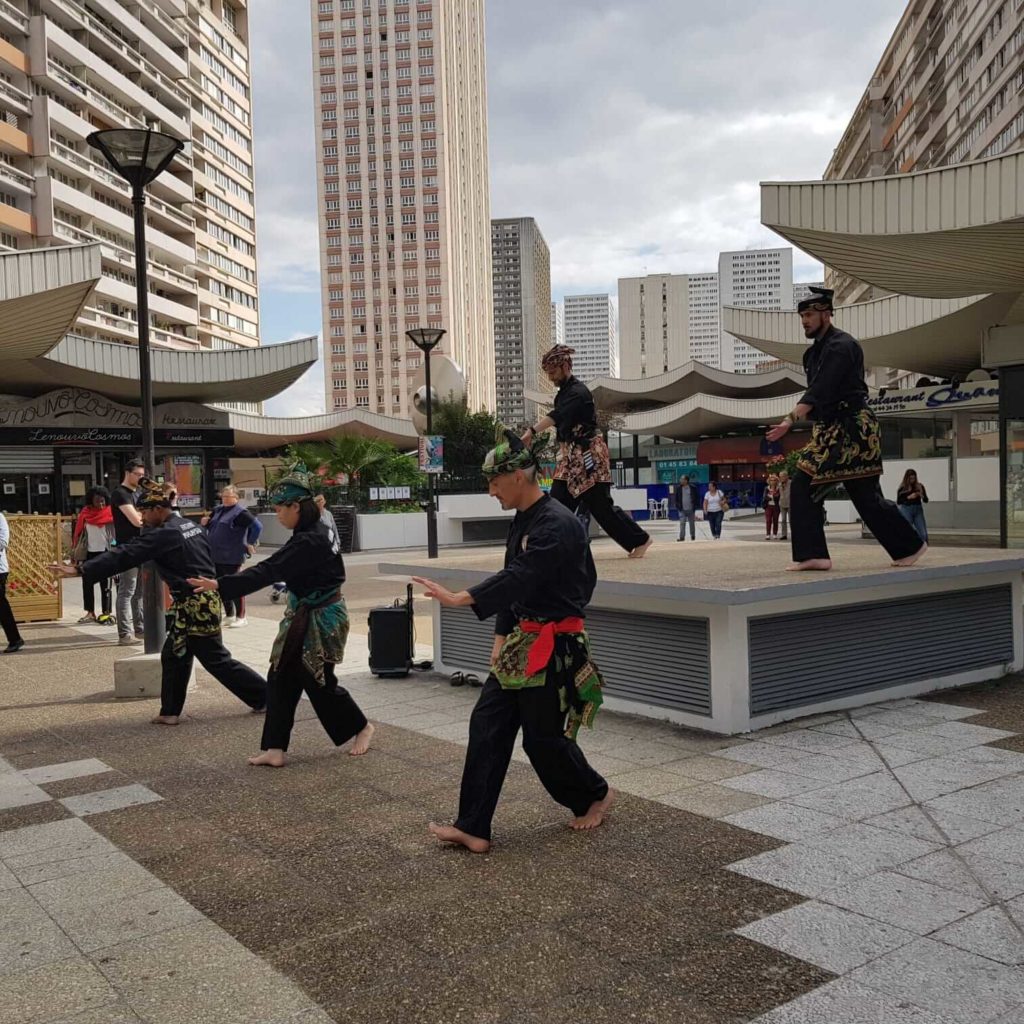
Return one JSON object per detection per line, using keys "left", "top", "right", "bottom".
{"left": 656, "top": 755, "right": 754, "bottom": 782}
{"left": 902, "top": 701, "right": 983, "bottom": 722}
{"left": 773, "top": 753, "right": 879, "bottom": 785}
{"left": 759, "top": 730, "right": 866, "bottom": 755}
{"left": 609, "top": 768, "right": 700, "bottom": 799}
{"left": 899, "top": 850, "right": 1024, "bottom": 903}
{"left": 722, "top": 803, "right": 847, "bottom": 843}
{"left": 821, "top": 869, "right": 987, "bottom": 933}
{"left": 28, "top": 859, "right": 164, "bottom": 911}
{"left": 0, "top": 956, "right": 119, "bottom": 1023}
{"left": 864, "top": 805, "right": 999, "bottom": 846}
{"left": 656, "top": 782, "right": 769, "bottom": 818}
{"left": 715, "top": 742, "right": 816, "bottom": 769}
{"left": 0, "top": 818, "right": 104, "bottom": 862}
{"left": 737, "top": 900, "right": 917, "bottom": 973}
{"left": 20, "top": 760, "right": 112, "bottom": 786}
{"left": 0, "top": 888, "right": 78, "bottom": 975}
{"left": 802, "top": 823, "right": 939, "bottom": 869}
{"left": 0, "top": 775, "right": 50, "bottom": 812}
{"left": 893, "top": 755, "right": 1023, "bottom": 803}
{"left": 59, "top": 784, "right": 162, "bottom": 818}
{"left": 925, "top": 776, "right": 1024, "bottom": 826}
{"left": 846, "top": 937, "right": 1024, "bottom": 1020}
{"left": 751, "top": 977, "right": 961, "bottom": 1023}
{"left": 729, "top": 843, "right": 887, "bottom": 899}
{"left": 789, "top": 774, "right": 913, "bottom": 820}
{"left": 933, "top": 905, "right": 1024, "bottom": 966}
{"left": 958, "top": 826, "right": 1024, "bottom": 867}
{"left": 720, "top": 769, "right": 830, "bottom": 799}
{"left": 857, "top": 708, "right": 966, "bottom": 733}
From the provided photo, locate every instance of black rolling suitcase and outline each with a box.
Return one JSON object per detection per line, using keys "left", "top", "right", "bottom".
{"left": 368, "top": 583, "right": 414, "bottom": 678}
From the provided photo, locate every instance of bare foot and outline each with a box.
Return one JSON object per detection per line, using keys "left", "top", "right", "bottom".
{"left": 785, "top": 559, "right": 832, "bottom": 572}
{"left": 571, "top": 787, "right": 616, "bottom": 831}
{"left": 428, "top": 822, "right": 491, "bottom": 853}
{"left": 893, "top": 543, "right": 927, "bottom": 567}
{"left": 150, "top": 715, "right": 179, "bottom": 726}
{"left": 248, "top": 749, "right": 287, "bottom": 767}
{"left": 347, "top": 722, "right": 375, "bottom": 756}
{"left": 628, "top": 537, "right": 654, "bottom": 559}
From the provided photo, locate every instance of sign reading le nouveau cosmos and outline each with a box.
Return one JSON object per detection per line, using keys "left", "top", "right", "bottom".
{"left": 868, "top": 382, "right": 999, "bottom": 415}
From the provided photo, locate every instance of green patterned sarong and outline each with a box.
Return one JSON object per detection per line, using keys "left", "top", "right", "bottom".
{"left": 167, "top": 591, "right": 223, "bottom": 658}
{"left": 270, "top": 588, "right": 349, "bottom": 686}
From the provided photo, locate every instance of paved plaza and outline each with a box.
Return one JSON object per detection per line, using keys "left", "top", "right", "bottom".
{"left": 1, "top": 529, "right": 1024, "bottom": 1022}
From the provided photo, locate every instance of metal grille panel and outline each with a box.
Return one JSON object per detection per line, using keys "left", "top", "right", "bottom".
{"left": 440, "top": 606, "right": 711, "bottom": 716}
{"left": 748, "top": 585, "right": 1014, "bottom": 715}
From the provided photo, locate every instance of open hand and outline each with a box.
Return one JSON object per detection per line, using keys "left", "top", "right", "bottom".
{"left": 46, "top": 562, "right": 77, "bottom": 578}
{"left": 412, "top": 576, "right": 469, "bottom": 608}
{"left": 187, "top": 576, "right": 218, "bottom": 593}
{"left": 766, "top": 421, "right": 791, "bottom": 443}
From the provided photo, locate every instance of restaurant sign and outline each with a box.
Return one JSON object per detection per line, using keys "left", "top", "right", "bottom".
{"left": 868, "top": 383, "right": 999, "bottom": 415}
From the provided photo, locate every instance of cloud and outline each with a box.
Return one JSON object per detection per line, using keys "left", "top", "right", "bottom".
{"left": 263, "top": 331, "right": 325, "bottom": 418}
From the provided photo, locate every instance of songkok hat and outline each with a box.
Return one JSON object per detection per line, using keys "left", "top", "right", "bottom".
{"left": 136, "top": 477, "right": 172, "bottom": 509}
{"left": 268, "top": 462, "right": 314, "bottom": 505}
{"left": 541, "top": 344, "right": 576, "bottom": 371}
{"left": 797, "top": 286, "right": 835, "bottom": 313}
{"left": 482, "top": 428, "right": 551, "bottom": 478}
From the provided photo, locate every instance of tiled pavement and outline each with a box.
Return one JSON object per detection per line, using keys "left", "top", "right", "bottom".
{"left": 2, "top": 583, "right": 1024, "bottom": 1021}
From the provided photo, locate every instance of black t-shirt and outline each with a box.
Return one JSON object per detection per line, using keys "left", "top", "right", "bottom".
{"left": 111, "top": 484, "right": 140, "bottom": 545}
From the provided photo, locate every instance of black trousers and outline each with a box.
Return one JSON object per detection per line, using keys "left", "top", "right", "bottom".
{"left": 82, "top": 552, "right": 111, "bottom": 616}
{"left": 550, "top": 480, "right": 649, "bottom": 553}
{"left": 0, "top": 573, "right": 22, "bottom": 646}
{"left": 455, "top": 672, "right": 608, "bottom": 842}
{"left": 159, "top": 631, "right": 267, "bottom": 717}
{"left": 215, "top": 562, "right": 244, "bottom": 618}
{"left": 790, "top": 470, "right": 924, "bottom": 563}
{"left": 260, "top": 662, "right": 367, "bottom": 752}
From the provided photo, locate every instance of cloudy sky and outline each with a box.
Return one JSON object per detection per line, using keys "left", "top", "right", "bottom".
{"left": 251, "top": 0, "right": 902, "bottom": 415}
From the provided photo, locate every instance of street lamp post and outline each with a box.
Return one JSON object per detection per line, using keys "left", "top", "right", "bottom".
{"left": 88, "top": 128, "right": 184, "bottom": 655}
{"left": 406, "top": 327, "right": 446, "bottom": 559}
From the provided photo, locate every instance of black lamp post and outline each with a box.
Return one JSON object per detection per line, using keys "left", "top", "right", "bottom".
{"left": 88, "top": 128, "right": 184, "bottom": 654}
{"left": 406, "top": 326, "right": 446, "bottom": 559}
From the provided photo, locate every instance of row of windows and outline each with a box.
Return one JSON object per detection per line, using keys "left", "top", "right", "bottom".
{"left": 199, "top": 246, "right": 255, "bottom": 284}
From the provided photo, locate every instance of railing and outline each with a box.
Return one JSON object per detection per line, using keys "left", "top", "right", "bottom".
{"left": 53, "top": 218, "right": 98, "bottom": 245}
{"left": 50, "top": 139, "right": 125, "bottom": 191}
{"left": 46, "top": 60, "right": 146, "bottom": 129}
{"left": 0, "top": 160, "right": 33, "bottom": 190}
{"left": 147, "top": 193, "right": 194, "bottom": 230}
{"left": 135, "top": 0, "right": 188, "bottom": 47}
{"left": 0, "top": 0, "right": 28, "bottom": 32}
{"left": 0, "top": 77, "right": 30, "bottom": 112}
{"left": 98, "top": 241, "right": 197, "bottom": 293}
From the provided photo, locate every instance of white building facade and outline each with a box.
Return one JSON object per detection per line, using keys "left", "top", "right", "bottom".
{"left": 312, "top": 0, "right": 494, "bottom": 417}
{"left": 563, "top": 293, "right": 617, "bottom": 382}
{"left": 719, "top": 248, "right": 793, "bottom": 373}
{"left": 0, "top": 0, "right": 259, "bottom": 358}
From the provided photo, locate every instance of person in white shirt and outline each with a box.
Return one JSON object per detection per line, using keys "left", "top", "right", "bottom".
{"left": 0, "top": 510, "right": 24, "bottom": 652}
{"left": 703, "top": 481, "right": 726, "bottom": 540}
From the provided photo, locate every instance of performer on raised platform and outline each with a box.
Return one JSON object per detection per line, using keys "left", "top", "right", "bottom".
{"left": 414, "top": 430, "right": 613, "bottom": 853}
{"left": 48, "top": 479, "right": 267, "bottom": 723}
{"left": 766, "top": 287, "right": 926, "bottom": 571}
{"left": 188, "top": 465, "right": 373, "bottom": 766}
{"left": 523, "top": 344, "right": 652, "bottom": 558}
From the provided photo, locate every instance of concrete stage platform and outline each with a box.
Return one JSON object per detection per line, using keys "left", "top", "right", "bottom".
{"left": 383, "top": 532, "right": 1024, "bottom": 735}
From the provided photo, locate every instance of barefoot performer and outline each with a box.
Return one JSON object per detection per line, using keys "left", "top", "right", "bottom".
{"left": 48, "top": 479, "right": 267, "bottom": 724}
{"left": 524, "top": 344, "right": 652, "bottom": 559}
{"left": 415, "top": 430, "right": 613, "bottom": 854}
{"left": 188, "top": 465, "right": 373, "bottom": 766}
{"left": 766, "top": 288, "right": 927, "bottom": 572}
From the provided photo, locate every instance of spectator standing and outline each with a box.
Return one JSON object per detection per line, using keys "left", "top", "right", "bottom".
{"left": 0, "top": 510, "right": 24, "bottom": 653}
{"left": 72, "top": 486, "right": 115, "bottom": 624}
{"left": 778, "top": 469, "right": 792, "bottom": 540}
{"left": 674, "top": 475, "right": 699, "bottom": 542}
{"left": 704, "top": 481, "right": 726, "bottom": 540}
{"left": 314, "top": 494, "right": 337, "bottom": 532}
{"left": 201, "top": 485, "right": 262, "bottom": 628}
{"left": 763, "top": 474, "right": 782, "bottom": 540}
{"left": 897, "top": 469, "right": 929, "bottom": 543}
{"left": 111, "top": 459, "right": 146, "bottom": 645}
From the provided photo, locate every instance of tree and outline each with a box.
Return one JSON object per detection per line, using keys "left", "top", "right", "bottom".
{"left": 430, "top": 397, "right": 499, "bottom": 491}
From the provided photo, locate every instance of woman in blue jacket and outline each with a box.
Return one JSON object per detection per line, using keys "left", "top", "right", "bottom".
{"left": 201, "top": 485, "right": 262, "bottom": 627}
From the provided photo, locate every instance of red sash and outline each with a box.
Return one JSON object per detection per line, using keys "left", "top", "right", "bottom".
{"left": 519, "top": 617, "right": 585, "bottom": 676}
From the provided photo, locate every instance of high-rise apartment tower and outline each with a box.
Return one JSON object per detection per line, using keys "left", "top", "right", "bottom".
{"left": 491, "top": 217, "right": 551, "bottom": 427}
{"left": 0, "top": 0, "right": 259, "bottom": 360}
{"left": 719, "top": 248, "right": 793, "bottom": 373}
{"left": 312, "top": 0, "right": 493, "bottom": 416}
{"left": 563, "top": 293, "right": 617, "bottom": 382}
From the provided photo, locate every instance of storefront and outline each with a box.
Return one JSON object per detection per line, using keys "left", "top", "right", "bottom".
{"left": 0, "top": 388, "right": 235, "bottom": 515}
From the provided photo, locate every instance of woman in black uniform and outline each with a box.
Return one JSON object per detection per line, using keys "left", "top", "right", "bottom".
{"left": 188, "top": 465, "right": 373, "bottom": 766}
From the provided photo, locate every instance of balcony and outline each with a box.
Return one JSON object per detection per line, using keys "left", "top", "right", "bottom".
{"left": 0, "top": 77, "right": 30, "bottom": 116}
{"left": 46, "top": 59, "right": 146, "bottom": 129}
{"left": 0, "top": 0, "right": 28, "bottom": 34}
{"left": 0, "top": 159, "right": 32, "bottom": 194}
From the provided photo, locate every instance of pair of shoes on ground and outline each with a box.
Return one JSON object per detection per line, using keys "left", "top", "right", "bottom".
{"left": 3, "top": 639, "right": 24, "bottom": 654}
{"left": 223, "top": 616, "right": 248, "bottom": 629}
{"left": 78, "top": 613, "right": 114, "bottom": 624}
{"left": 450, "top": 671, "right": 482, "bottom": 688}
{"left": 119, "top": 635, "right": 143, "bottom": 647}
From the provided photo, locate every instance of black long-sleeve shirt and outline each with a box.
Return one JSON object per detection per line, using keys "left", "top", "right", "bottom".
{"left": 80, "top": 516, "right": 216, "bottom": 601}
{"left": 800, "top": 325, "right": 869, "bottom": 422}
{"left": 547, "top": 375, "right": 598, "bottom": 442}
{"left": 217, "top": 520, "right": 345, "bottom": 602}
{"left": 468, "top": 494, "right": 596, "bottom": 637}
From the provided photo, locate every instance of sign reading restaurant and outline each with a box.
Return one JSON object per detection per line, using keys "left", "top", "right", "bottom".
{"left": 0, "top": 388, "right": 233, "bottom": 446}
{"left": 868, "top": 382, "right": 999, "bottom": 415}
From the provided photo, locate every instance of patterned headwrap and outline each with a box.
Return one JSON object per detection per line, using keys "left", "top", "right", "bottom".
{"left": 268, "top": 462, "right": 314, "bottom": 505}
{"left": 541, "top": 344, "right": 576, "bottom": 372}
{"left": 136, "top": 477, "right": 172, "bottom": 509}
{"left": 482, "top": 428, "right": 551, "bottom": 478}
{"left": 797, "top": 286, "right": 835, "bottom": 313}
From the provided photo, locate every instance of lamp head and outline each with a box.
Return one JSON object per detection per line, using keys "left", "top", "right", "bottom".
{"left": 405, "top": 327, "right": 446, "bottom": 352}
{"left": 87, "top": 129, "right": 184, "bottom": 190}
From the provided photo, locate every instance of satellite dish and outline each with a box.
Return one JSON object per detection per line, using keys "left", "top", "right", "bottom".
{"left": 964, "top": 369, "right": 992, "bottom": 382}
{"left": 408, "top": 353, "right": 466, "bottom": 434}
